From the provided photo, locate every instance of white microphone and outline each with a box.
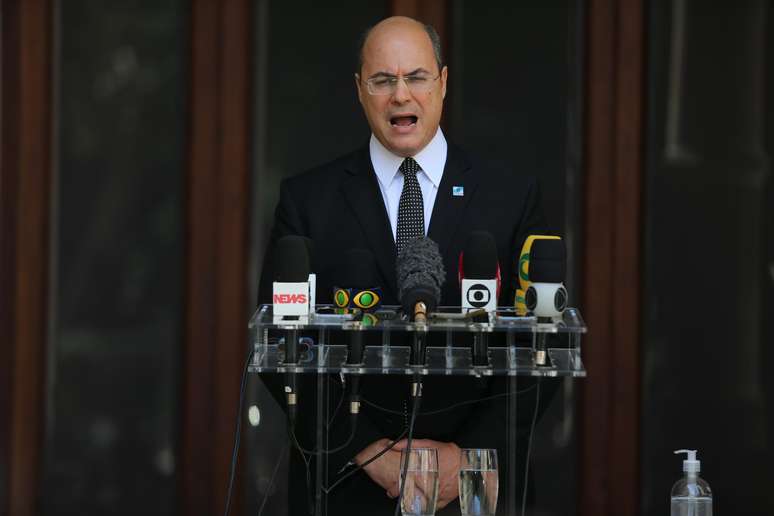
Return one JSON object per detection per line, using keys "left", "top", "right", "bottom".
{"left": 524, "top": 238, "right": 567, "bottom": 319}
{"left": 524, "top": 238, "right": 567, "bottom": 367}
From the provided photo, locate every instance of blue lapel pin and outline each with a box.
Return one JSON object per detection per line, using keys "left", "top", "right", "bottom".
{"left": 452, "top": 186, "right": 464, "bottom": 197}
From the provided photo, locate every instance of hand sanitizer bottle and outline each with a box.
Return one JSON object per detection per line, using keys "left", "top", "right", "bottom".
{"left": 671, "top": 449, "right": 712, "bottom": 516}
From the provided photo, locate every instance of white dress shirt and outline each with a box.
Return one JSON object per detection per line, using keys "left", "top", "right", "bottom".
{"left": 369, "top": 128, "right": 448, "bottom": 240}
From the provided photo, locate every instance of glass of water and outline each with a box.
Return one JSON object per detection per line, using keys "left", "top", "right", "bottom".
{"left": 459, "top": 448, "right": 499, "bottom": 516}
{"left": 399, "top": 447, "right": 440, "bottom": 516}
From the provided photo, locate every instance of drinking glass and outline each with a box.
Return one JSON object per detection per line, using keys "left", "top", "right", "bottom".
{"left": 399, "top": 447, "right": 440, "bottom": 516}
{"left": 458, "top": 448, "right": 499, "bottom": 516}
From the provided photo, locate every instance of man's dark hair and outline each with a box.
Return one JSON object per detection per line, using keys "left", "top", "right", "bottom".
{"left": 356, "top": 22, "right": 443, "bottom": 74}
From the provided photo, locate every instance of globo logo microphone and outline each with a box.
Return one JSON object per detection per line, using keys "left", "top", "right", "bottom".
{"left": 458, "top": 231, "right": 500, "bottom": 313}
{"left": 466, "top": 283, "right": 491, "bottom": 308}
{"left": 461, "top": 279, "right": 497, "bottom": 311}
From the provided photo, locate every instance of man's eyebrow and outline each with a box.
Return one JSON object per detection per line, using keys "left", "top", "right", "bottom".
{"left": 366, "top": 68, "right": 432, "bottom": 80}
{"left": 367, "top": 71, "right": 396, "bottom": 80}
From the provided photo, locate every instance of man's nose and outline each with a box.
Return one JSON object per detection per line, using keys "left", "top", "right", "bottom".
{"left": 391, "top": 77, "right": 412, "bottom": 103}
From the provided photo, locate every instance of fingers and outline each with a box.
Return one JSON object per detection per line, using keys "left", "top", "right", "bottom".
{"left": 386, "top": 483, "right": 400, "bottom": 498}
{"left": 436, "top": 491, "right": 460, "bottom": 510}
{"left": 436, "top": 480, "right": 461, "bottom": 510}
{"left": 392, "top": 438, "right": 435, "bottom": 451}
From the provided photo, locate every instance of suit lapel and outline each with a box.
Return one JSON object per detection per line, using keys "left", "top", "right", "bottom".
{"left": 427, "top": 143, "right": 477, "bottom": 256}
{"left": 340, "top": 147, "right": 398, "bottom": 297}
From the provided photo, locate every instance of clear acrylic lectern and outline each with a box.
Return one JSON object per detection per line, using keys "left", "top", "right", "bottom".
{"left": 249, "top": 305, "right": 586, "bottom": 515}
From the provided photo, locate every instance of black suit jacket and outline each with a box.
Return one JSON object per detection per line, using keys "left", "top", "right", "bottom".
{"left": 257, "top": 142, "right": 555, "bottom": 515}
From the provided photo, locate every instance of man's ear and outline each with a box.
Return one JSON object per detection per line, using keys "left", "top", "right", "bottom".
{"left": 440, "top": 66, "right": 448, "bottom": 100}
{"left": 355, "top": 73, "right": 364, "bottom": 105}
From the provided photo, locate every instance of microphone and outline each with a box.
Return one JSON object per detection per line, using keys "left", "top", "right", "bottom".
{"left": 524, "top": 238, "right": 568, "bottom": 366}
{"left": 458, "top": 230, "right": 501, "bottom": 312}
{"left": 273, "top": 236, "right": 313, "bottom": 317}
{"left": 334, "top": 248, "right": 382, "bottom": 416}
{"left": 272, "top": 235, "right": 311, "bottom": 422}
{"left": 337, "top": 248, "right": 380, "bottom": 362}
{"left": 333, "top": 248, "right": 382, "bottom": 313}
{"left": 515, "top": 235, "right": 561, "bottom": 315}
{"left": 395, "top": 239, "right": 440, "bottom": 513}
{"left": 396, "top": 237, "right": 445, "bottom": 366}
{"left": 397, "top": 237, "right": 445, "bottom": 322}
{"left": 458, "top": 231, "right": 500, "bottom": 367}
{"left": 525, "top": 238, "right": 567, "bottom": 318}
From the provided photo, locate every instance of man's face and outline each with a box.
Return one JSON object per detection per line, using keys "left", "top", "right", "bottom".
{"left": 356, "top": 19, "right": 448, "bottom": 157}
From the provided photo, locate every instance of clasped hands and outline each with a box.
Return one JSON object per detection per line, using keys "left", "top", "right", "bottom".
{"left": 354, "top": 438, "right": 461, "bottom": 510}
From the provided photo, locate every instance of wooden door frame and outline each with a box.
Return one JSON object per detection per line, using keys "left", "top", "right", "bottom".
{"left": 179, "top": 1, "right": 252, "bottom": 515}
{"left": 580, "top": 0, "right": 645, "bottom": 515}
{"left": 0, "top": 1, "right": 55, "bottom": 515}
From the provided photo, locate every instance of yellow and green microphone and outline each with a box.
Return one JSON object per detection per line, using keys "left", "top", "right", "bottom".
{"left": 515, "top": 235, "right": 561, "bottom": 315}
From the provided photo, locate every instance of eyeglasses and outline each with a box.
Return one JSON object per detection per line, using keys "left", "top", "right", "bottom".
{"left": 361, "top": 73, "right": 440, "bottom": 96}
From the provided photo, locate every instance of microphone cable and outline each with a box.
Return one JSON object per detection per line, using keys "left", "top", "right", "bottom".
{"left": 287, "top": 373, "right": 357, "bottom": 456}
{"left": 223, "top": 346, "right": 255, "bottom": 516}
{"left": 327, "top": 374, "right": 346, "bottom": 429}
{"left": 289, "top": 415, "right": 358, "bottom": 456}
{"left": 361, "top": 383, "right": 538, "bottom": 417}
{"left": 286, "top": 409, "right": 358, "bottom": 515}
{"left": 256, "top": 441, "right": 289, "bottom": 516}
{"left": 287, "top": 421, "right": 315, "bottom": 515}
{"left": 394, "top": 379, "right": 423, "bottom": 516}
{"left": 521, "top": 378, "right": 541, "bottom": 516}
{"left": 320, "top": 428, "right": 409, "bottom": 494}
{"left": 284, "top": 374, "right": 358, "bottom": 514}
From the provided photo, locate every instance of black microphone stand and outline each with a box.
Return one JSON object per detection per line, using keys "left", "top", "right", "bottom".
{"left": 534, "top": 318, "right": 551, "bottom": 367}
{"left": 283, "top": 327, "right": 300, "bottom": 423}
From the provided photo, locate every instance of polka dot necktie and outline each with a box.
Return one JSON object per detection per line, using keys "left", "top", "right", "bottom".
{"left": 396, "top": 157, "right": 424, "bottom": 255}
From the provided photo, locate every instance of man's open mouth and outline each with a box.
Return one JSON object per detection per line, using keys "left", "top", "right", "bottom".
{"left": 390, "top": 115, "right": 418, "bottom": 127}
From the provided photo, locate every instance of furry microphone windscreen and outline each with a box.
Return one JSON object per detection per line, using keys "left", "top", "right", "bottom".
{"left": 396, "top": 237, "right": 446, "bottom": 309}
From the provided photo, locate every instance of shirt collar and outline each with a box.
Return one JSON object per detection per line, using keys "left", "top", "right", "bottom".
{"left": 369, "top": 128, "right": 448, "bottom": 189}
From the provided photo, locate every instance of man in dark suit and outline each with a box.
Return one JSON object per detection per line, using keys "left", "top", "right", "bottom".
{"left": 258, "top": 16, "right": 553, "bottom": 515}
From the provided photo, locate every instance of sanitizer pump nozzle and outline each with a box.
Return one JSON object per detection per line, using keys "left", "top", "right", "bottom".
{"left": 674, "top": 449, "right": 700, "bottom": 474}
